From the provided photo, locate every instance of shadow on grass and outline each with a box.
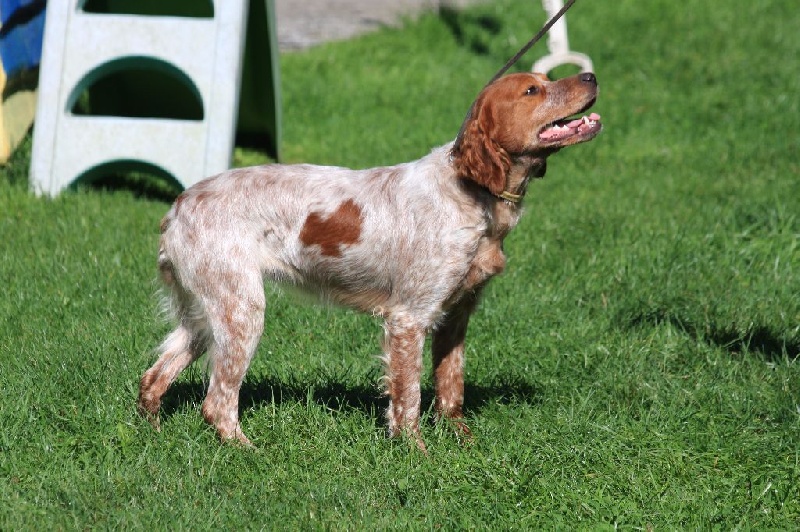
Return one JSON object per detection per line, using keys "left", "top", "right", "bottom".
{"left": 0, "top": 133, "right": 182, "bottom": 203}
{"left": 158, "top": 371, "right": 541, "bottom": 424}
{"left": 438, "top": 5, "right": 502, "bottom": 56}
{"left": 84, "top": 172, "right": 181, "bottom": 203}
{"left": 619, "top": 306, "right": 799, "bottom": 362}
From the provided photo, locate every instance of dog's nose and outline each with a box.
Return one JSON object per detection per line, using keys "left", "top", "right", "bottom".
{"left": 580, "top": 72, "right": 597, "bottom": 85}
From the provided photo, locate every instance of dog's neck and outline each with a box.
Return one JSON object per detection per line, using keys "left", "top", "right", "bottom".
{"left": 497, "top": 154, "right": 548, "bottom": 204}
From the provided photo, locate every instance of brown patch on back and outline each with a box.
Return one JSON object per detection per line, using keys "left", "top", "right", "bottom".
{"left": 300, "top": 199, "right": 363, "bottom": 257}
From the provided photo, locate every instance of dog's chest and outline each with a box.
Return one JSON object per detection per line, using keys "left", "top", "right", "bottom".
{"left": 456, "top": 201, "right": 520, "bottom": 295}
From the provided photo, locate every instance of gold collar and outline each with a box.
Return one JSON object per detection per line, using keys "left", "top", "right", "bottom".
{"left": 496, "top": 190, "right": 522, "bottom": 203}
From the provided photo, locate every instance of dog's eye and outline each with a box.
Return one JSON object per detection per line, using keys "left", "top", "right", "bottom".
{"left": 525, "top": 85, "right": 540, "bottom": 96}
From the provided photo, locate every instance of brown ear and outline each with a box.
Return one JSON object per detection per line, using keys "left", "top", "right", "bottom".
{"left": 452, "top": 103, "right": 510, "bottom": 196}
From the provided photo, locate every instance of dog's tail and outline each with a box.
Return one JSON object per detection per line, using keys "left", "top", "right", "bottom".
{"left": 155, "top": 200, "right": 213, "bottom": 354}
{"left": 157, "top": 206, "right": 194, "bottom": 323}
{"left": 157, "top": 241, "right": 176, "bottom": 289}
{"left": 157, "top": 203, "right": 179, "bottom": 287}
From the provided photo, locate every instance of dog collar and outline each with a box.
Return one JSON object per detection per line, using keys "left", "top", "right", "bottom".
{"left": 496, "top": 190, "right": 522, "bottom": 203}
{"left": 495, "top": 162, "right": 542, "bottom": 204}
{"left": 448, "top": 151, "right": 526, "bottom": 204}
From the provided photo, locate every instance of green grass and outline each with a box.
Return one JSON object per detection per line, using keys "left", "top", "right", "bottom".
{"left": 2, "top": 0, "right": 799, "bottom": 528}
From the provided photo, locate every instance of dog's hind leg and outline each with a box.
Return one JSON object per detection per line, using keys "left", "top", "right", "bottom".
{"left": 138, "top": 318, "right": 208, "bottom": 428}
{"left": 138, "top": 278, "right": 209, "bottom": 428}
{"left": 199, "top": 270, "right": 265, "bottom": 446}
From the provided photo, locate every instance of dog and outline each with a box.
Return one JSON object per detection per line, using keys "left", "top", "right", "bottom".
{"left": 138, "top": 71, "right": 601, "bottom": 449}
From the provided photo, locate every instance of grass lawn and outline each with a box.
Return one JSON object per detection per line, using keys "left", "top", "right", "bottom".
{"left": 1, "top": 0, "right": 799, "bottom": 528}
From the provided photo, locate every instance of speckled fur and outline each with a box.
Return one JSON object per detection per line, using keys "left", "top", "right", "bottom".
{"left": 138, "top": 72, "right": 600, "bottom": 449}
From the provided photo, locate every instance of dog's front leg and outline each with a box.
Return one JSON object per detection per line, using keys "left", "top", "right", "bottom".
{"left": 432, "top": 297, "right": 478, "bottom": 438}
{"left": 382, "top": 313, "right": 427, "bottom": 451}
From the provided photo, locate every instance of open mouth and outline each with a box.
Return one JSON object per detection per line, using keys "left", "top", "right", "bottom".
{"left": 538, "top": 112, "right": 601, "bottom": 143}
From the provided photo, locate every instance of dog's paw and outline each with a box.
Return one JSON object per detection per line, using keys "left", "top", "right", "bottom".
{"left": 136, "top": 399, "right": 161, "bottom": 431}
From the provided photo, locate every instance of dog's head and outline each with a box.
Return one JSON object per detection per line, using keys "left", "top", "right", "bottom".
{"left": 452, "top": 72, "right": 601, "bottom": 197}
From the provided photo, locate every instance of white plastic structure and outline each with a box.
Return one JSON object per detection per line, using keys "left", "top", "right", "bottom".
{"left": 532, "top": 0, "right": 593, "bottom": 74}
{"left": 30, "top": 1, "right": 248, "bottom": 196}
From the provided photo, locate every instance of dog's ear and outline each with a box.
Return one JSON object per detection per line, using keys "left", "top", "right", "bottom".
{"left": 452, "top": 101, "right": 510, "bottom": 196}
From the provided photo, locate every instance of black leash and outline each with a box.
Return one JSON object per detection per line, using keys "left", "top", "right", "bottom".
{"left": 453, "top": 0, "right": 578, "bottom": 151}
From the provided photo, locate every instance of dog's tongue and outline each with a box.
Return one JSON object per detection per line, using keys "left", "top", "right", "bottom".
{"left": 540, "top": 112, "right": 601, "bottom": 140}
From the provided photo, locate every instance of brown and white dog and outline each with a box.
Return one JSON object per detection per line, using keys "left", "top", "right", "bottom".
{"left": 138, "top": 72, "right": 601, "bottom": 449}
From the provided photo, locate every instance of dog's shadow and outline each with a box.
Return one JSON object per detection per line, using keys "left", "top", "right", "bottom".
{"left": 159, "top": 372, "right": 541, "bottom": 425}
{"left": 620, "top": 306, "right": 799, "bottom": 362}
